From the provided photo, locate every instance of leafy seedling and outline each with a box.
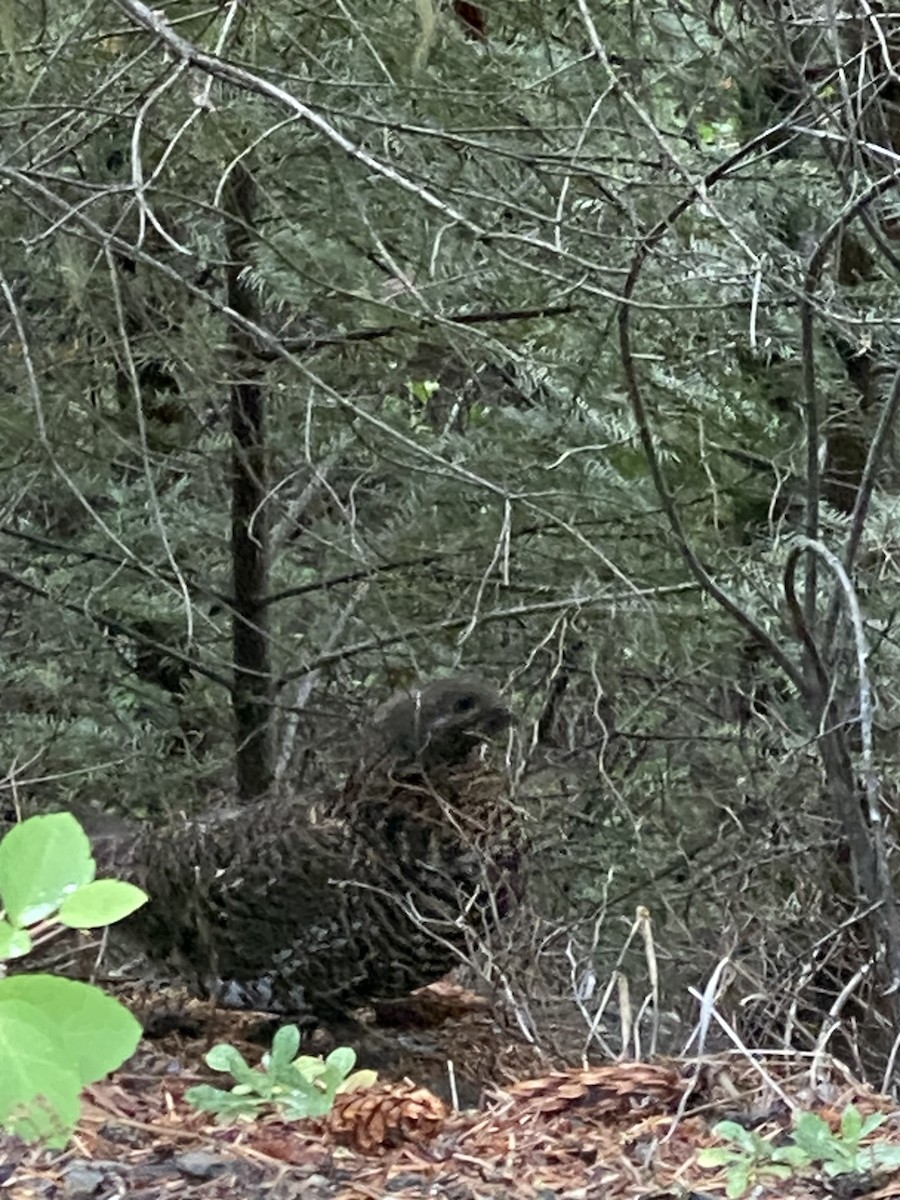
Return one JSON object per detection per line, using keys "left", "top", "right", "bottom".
{"left": 697, "top": 1120, "right": 810, "bottom": 1199}
{"left": 792, "top": 1106, "right": 900, "bottom": 1176}
{"left": 187, "top": 1023, "right": 377, "bottom": 1122}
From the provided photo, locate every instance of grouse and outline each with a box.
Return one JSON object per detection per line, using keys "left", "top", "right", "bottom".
{"left": 90, "top": 677, "right": 517, "bottom": 1019}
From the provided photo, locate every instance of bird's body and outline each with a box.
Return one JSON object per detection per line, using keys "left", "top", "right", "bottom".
{"left": 90, "top": 677, "right": 516, "bottom": 1019}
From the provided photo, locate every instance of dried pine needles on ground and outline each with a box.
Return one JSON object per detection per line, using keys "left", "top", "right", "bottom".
{"left": 4, "top": 999, "right": 900, "bottom": 1200}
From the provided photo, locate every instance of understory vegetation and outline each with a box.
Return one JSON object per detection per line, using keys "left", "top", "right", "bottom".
{"left": 2, "top": 0, "right": 900, "bottom": 1092}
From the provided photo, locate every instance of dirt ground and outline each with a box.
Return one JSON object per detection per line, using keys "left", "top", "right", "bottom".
{"left": 4, "top": 986, "right": 900, "bottom": 1200}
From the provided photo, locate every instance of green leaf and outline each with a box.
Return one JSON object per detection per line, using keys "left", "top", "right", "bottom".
{"left": 760, "top": 1163, "right": 793, "bottom": 1181}
{"left": 191, "top": 1035, "right": 369, "bottom": 1122}
{"left": 840, "top": 1104, "right": 862, "bottom": 1145}
{"left": 822, "top": 1157, "right": 854, "bottom": 1177}
{"left": 825, "top": 1156, "right": 854, "bottom": 1176}
{"left": 205, "top": 1042, "right": 258, "bottom": 1087}
{"left": 860, "top": 1112, "right": 887, "bottom": 1138}
{"left": 313, "top": 1045, "right": 358, "bottom": 1101}
{"left": 58, "top": 880, "right": 148, "bottom": 928}
{"left": 205, "top": 1043, "right": 242, "bottom": 1072}
{"left": 0, "top": 976, "right": 141, "bottom": 1083}
{"left": 278, "top": 1089, "right": 333, "bottom": 1119}
{"left": 0, "top": 919, "right": 32, "bottom": 959}
{"left": 711, "top": 1120, "right": 760, "bottom": 1154}
{"left": 293, "top": 1054, "right": 328, "bottom": 1081}
{"left": 184, "top": 1084, "right": 261, "bottom": 1119}
{"left": 0, "top": 814, "right": 95, "bottom": 926}
{"left": 870, "top": 1144, "right": 900, "bottom": 1169}
{"left": 183, "top": 1084, "right": 229, "bottom": 1110}
{"left": 339, "top": 1068, "right": 378, "bottom": 1094}
{"left": 0, "top": 998, "right": 81, "bottom": 1147}
{"left": 325, "top": 1045, "right": 356, "bottom": 1078}
{"left": 697, "top": 1147, "right": 738, "bottom": 1167}
{"left": 792, "top": 1111, "right": 839, "bottom": 1158}
{"left": 407, "top": 378, "right": 439, "bottom": 405}
{"left": 283, "top": 1063, "right": 323, "bottom": 1097}
{"left": 268, "top": 1024, "right": 301, "bottom": 1070}
{"left": 772, "top": 1143, "right": 811, "bottom": 1167}
{"left": 725, "top": 1162, "right": 752, "bottom": 1199}
{"left": 830, "top": 1147, "right": 856, "bottom": 1170}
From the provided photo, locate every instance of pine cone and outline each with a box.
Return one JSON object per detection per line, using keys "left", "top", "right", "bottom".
{"left": 326, "top": 1081, "right": 448, "bottom": 1153}
{"left": 495, "top": 1063, "right": 686, "bottom": 1118}
{"left": 92, "top": 678, "right": 518, "bottom": 1020}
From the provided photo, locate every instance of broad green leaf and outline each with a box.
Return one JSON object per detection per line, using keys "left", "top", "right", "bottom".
{"left": 268, "top": 1023, "right": 301, "bottom": 1070}
{"left": 0, "top": 998, "right": 81, "bottom": 1147}
{"left": 279, "top": 1089, "right": 333, "bottom": 1119}
{"left": 205, "top": 1042, "right": 243, "bottom": 1072}
{"left": 711, "top": 1120, "right": 758, "bottom": 1153}
{"left": 0, "top": 919, "right": 31, "bottom": 959}
{"left": 184, "top": 1084, "right": 261, "bottom": 1119}
{"left": 818, "top": 1134, "right": 858, "bottom": 1174}
{"left": 183, "top": 1084, "right": 229, "bottom": 1110}
{"left": 293, "top": 1054, "right": 327, "bottom": 1081}
{"left": 338, "top": 1068, "right": 378, "bottom": 1094}
{"left": 725, "top": 1161, "right": 751, "bottom": 1199}
{"left": 0, "top": 976, "right": 141, "bottom": 1083}
{"left": 762, "top": 1164, "right": 793, "bottom": 1180}
{"left": 871, "top": 1144, "right": 900, "bottom": 1169}
{"left": 58, "top": 880, "right": 148, "bottom": 928}
{"left": 0, "top": 814, "right": 95, "bottom": 927}
{"left": 823, "top": 1157, "right": 855, "bottom": 1177}
{"left": 205, "top": 1042, "right": 258, "bottom": 1086}
{"left": 772, "top": 1143, "right": 810, "bottom": 1167}
{"left": 792, "top": 1111, "right": 838, "bottom": 1157}
{"left": 860, "top": 1112, "right": 887, "bottom": 1137}
{"left": 325, "top": 1045, "right": 356, "bottom": 1078}
{"left": 840, "top": 1104, "right": 862, "bottom": 1144}
{"left": 697, "top": 1147, "right": 737, "bottom": 1168}
{"left": 282, "top": 1068, "right": 320, "bottom": 1099}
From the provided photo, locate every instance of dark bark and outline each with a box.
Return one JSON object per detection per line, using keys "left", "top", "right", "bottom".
{"left": 224, "top": 164, "right": 272, "bottom": 801}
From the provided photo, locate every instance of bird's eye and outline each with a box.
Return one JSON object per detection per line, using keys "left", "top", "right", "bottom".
{"left": 454, "top": 695, "right": 475, "bottom": 713}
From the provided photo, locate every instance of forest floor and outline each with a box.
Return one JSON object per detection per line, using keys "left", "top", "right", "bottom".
{"left": 3, "top": 983, "right": 900, "bottom": 1200}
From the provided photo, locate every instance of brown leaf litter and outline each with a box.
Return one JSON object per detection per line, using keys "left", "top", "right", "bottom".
{"left": 3, "top": 988, "right": 900, "bottom": 1200}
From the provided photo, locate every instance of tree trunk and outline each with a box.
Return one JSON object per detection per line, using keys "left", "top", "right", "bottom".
{"left": 225, "top": 163, "right": 273, "bottom": 801}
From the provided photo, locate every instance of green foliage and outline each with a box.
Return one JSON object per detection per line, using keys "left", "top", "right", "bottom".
{"left": 791, "top": 1108, "right": 900, "bottom": 1176}
{"left": 0, "top": 813, "right": 95, "bottom": 927}
{"left": 697, "top": 1120, "right": 808, "bottom": 1198}
{"left": 2, "top": 0, "right": 900, "bottom": 1090}
{"left": 186, "top": 1024, "right": 377, "bottom": 1123}
{"left": 0, "top": 978, "right": 143, "bottom": 1146}
{"left": 698, "top": 1108, "right": 900, "bottom": 1196}
{"left": 0, "top": 814, "right": 146, "bottom": 939}
{"left": 0, "top": 814, "right": 146, "bottom": 1147}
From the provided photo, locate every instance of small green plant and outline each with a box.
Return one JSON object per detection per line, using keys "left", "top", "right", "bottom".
{"left": 791, "top": 1106, "right": 900, "bottom": 1176}
{"left": 699, "top": 1105, "right": 900, "bottom": 1197}
{"left": 406, "top": 377, "right": 440, "bottom": 407}
{"left": 0, "top": 812, "right": 148, "bottom": 1147}
{"left": 697, "top": 1119, "right": 809, "bottom": 1198}
{"left": 186, "top": 1023, "right": 377, "bottom": 1122}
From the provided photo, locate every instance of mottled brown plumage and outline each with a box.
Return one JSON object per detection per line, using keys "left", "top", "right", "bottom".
{"left": 97, "top": 677, "right": 516, "bottom": 1019}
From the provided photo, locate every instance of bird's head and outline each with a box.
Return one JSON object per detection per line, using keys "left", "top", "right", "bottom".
{"left": 372, "top": 677, "right": 513, "bottom": 769}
